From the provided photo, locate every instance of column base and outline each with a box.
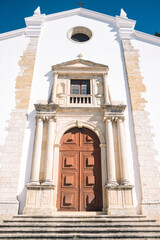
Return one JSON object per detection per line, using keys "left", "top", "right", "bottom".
{"left": 41, "top": 180, "right": 54, "bottom": 186}
{"left": 120, "top": 179, "right": 131, "bottom": 186}
{"left": 23, "top": 184, "right": 55, "bottom": 215}
{"left": 105, "top": 184, "right": 136, "bottom": 215}
{"left": 28, "top": 181, "right": 40, "bottom": 186}
{"left": 106, "top": 180, "right": 118, "bottom": 187}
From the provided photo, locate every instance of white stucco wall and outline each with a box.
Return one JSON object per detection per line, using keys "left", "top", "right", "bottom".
{"left": 131, "top": 38, "right": 160, "bottom": 165}
{"left": 0, "top": 35, "right": 29, "bottom": 147}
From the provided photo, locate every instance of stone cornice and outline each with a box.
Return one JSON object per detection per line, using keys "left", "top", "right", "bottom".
{"left": 34, "top": 103, "right": 59, "bottom": 112}
{"left": 102, "top": 104, "right": 126, "bottom": 113}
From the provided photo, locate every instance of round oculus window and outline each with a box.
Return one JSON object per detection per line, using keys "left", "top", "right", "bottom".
{"left": 68, "top": 26, "right": 92, "bottom": 43}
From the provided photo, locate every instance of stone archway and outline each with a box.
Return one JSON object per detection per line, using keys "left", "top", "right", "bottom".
{"left": 57, "top": 127, "right": 103, "bottom": 211}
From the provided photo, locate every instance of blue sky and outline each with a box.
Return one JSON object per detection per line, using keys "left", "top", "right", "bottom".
{"left": 0, "top": 0, "right": 159, "bottom": 35}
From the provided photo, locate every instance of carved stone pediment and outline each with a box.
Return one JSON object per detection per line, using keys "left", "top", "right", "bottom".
{"left": 52, "top": 59, "right": 109, "bottom": 74}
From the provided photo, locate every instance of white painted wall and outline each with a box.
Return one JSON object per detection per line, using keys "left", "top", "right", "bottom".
{"left": 131, "top": 39, "right": 160, "bottom": 164}
{"left": 0, "top": 35, "right": 29, "bottom": 148}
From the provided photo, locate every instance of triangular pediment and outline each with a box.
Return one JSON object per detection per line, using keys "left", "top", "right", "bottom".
{"left": 46, "top": 8, "right": 115, "bottom": 24}
{"left": 52, "top": 59, "right": 109, "bottom": 72}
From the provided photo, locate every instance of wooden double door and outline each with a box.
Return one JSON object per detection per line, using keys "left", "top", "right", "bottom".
{"left": 57, "top": 127, "right": 102, "bottom": 211}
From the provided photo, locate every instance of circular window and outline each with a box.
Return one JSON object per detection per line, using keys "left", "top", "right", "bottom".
{"left": 68, "top": 26, "right": 92, "bottom": 43}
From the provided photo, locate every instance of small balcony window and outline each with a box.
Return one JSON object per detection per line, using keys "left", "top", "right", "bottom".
{"left": 71, "top": 80, "right": 90, "bottom": 95}
{"left": 70, "top": 80, "right": 91, "bottom": 104}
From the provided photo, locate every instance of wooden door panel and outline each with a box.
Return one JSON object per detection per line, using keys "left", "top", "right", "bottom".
{"left": 60, "top": 191, "right": 78, "bottom": 211}
{"left": 57, "top": 127, "right": 102, "bottom": 211}
{"left": 57, "top": 151, "right": 79, "bottom": 211}
{"left": 62, "top": 173, "right": 76, "bottom": 187}
{"left": 61, "top": 129, "right": 80, "bottom": 150}
{"left": 62, "top": 153, "right": 77, "bottom": 169}
{"left": 80, "top": 151, "right": 102, "bottom": 211}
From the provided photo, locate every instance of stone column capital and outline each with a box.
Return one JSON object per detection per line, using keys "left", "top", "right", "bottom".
{"left": 115, "top": 116, "right": 125, "bottom": 122}
{"left": 53, "top": 72, "right": 58, "bottom": 78}
{"left": 103, "top": 73, "right": 108, "bottom": 78}
{"left": 35, "top": 115, "right": 43, "bottom": 122}
{"left": 103, "top": 116, "right": 115, "bottom": 123}
{"left": 36, "top": 114, "right": 57, "bottom": 122}
{"left": 46, "top": 115, "right": 57, "bottom": 122}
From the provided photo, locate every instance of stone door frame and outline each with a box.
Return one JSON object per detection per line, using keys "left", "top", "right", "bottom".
{"left": 53, "top": 120, "right": 107, "bottom": 212}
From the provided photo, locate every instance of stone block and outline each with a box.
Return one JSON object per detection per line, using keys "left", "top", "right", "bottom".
{"left": 106, "top": 185, "right": 135, "bottom": 215}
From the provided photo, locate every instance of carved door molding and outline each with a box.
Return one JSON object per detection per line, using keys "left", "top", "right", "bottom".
{"left": 57, "top": 127, "right": 102, "bottom": 211}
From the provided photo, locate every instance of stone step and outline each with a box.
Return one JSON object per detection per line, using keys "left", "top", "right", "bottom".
{"left": 1, "top": 215, "right": 159, "bottom": 239}
{"left": 0, "top": 226, "right": 160, "bottom": 233}
{"left": 0, "top": 232, "right": 160, "bottom": 239}
{"left": 3, "top": 219, "right": 156, "bottom": 225}
{"left": 1, "top": 222, "right": 159, "bottom": 227}
{"left": 4, "top": 216, "right": 155, "bottom": 223}
{"left": 13, "top": 214, "right": 146, "bottom": 218}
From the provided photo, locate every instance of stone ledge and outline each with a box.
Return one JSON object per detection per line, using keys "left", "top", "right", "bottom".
{"left": 105, "top": 184, "right": 133, "bottom": 190}
{"left": 26, "top": 183, "right": 55, "bottom": 190}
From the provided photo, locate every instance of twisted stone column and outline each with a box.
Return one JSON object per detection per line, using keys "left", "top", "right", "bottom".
{"left": 117, "top": 117, "right": 130, "bottom": 185}
{"left": 43, "top": 116, "right": 56, "bottom": 184}
{"left": 105, "top": 117, "right": 117, "bottom": 185}
{"left": 30, "top": 116, "right": 43, "bottom": 184}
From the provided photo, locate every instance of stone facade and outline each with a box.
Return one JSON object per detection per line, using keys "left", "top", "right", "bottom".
{"left": 0, "top": 7, "right": 160, "bottom": 217}
{"left": 23, "top": 60, "right": 135, "bottom": 215}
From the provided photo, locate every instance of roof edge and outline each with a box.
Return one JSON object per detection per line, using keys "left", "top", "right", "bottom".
{"left": 134, "top": 30, "right": 160, "bottom": 45}
{"left": 0, "top": 8, "right": 159, "bottom": 45}
{"left": 0, "top": 28, "right": 26, "bottom": 41}
{"left": 45, "top": 7, "right": 115, "bottom": 23}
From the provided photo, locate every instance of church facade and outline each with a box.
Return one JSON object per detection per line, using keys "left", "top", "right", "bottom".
{"left": 0, "top": 7, "right": 160, "bottom": 217}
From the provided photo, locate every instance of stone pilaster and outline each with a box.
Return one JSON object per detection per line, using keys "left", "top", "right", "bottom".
{"left": 122, "top": 39, "right": 160, "bottom": 215}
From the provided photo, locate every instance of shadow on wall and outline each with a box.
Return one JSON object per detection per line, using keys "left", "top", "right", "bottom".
{"left": 17, "top": 110, "right": 36, "bottom": 214}
{"left": 45, "top": 70, "right": 54, "bottom": 103}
